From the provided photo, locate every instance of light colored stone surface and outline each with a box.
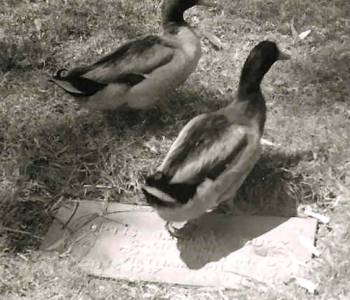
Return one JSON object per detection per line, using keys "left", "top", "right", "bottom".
{"left": 42, "top": 201, "right": 317, "bottom": 289}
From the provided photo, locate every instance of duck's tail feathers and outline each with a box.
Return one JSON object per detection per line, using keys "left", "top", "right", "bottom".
{"left": 142, "top": 172, "right": 178, "bottom": 207}
{"left": 50, "top": 68, "right": 107, "bottom": 97}
{"left": 142, "top": 185, "right": 178, "bottom": 207}
{"left": 142, "top": 172, "right": 199, "bottom": 207}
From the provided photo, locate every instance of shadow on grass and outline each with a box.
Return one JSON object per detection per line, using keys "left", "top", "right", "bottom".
{"left": 176, "top": 213, "right": 287, "bottom": 269}
{"left": 234, "top": 149, "right": 317, "bottom": 217}
{"left": 1, "top": 87, "right": 314, "bottom": 253}
{"left": 0, "top": 197, "right": 51, "bottom": 251}
{"left": 1, "top": 85, "right": 219, "bottom": 252}
{"left": 176, "top": 149, "right": 317, "bottom": 268}
{"left": 102, "top": 86, "right": 226, "bottom": 134}
{"left": 1, "top": 119, "right": 105, "bottom": 251}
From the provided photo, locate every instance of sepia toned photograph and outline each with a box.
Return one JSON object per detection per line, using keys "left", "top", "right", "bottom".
{"left": 0, "top": 0, "right": 349, "bottom": 299}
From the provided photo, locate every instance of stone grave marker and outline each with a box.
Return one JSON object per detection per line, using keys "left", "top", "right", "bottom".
{"left": 42, "top": 201, "right": 317, "bottom": 289}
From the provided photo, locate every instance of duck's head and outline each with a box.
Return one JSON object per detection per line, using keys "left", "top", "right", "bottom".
{"left": 239, "top": 41, "right": 290, "bottom": 92}
{"left": 161, "top": 0, "right": 216, "bottom": 26}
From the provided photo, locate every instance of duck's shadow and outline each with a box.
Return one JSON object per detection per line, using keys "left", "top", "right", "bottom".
{"left": 176, "top": 149, "right": 317, "bottom": 269}
{"left": 176, "top": 213, "right": 286, "bottom": 270}
{"left": 234, "top": 149, "right": 316, "bottom": 216}
{"left": 102, "top": 87, "right": 225, "bottom": 133}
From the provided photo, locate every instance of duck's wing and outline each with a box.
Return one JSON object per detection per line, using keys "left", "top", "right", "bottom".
{"left": 160, "top": 113, "right": 250, "bottom": 184}
{"left": 51, "top": 70, "right": 147, "bottom": 97}
{"left": 83, "top": 35, "right": 176, "bottom": 82}
{"left": 51, "top": 35, "right": 176, "bottom": 96}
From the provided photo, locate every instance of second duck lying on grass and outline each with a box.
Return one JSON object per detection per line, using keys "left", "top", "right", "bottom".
{"left": 142, "top": 41, "right": 290, "bottom": 237}
{"left": 50, "top": 0, "right": 216, "bottom": 111}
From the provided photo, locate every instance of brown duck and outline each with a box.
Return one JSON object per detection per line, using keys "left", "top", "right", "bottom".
{"left": 142, "top": 41, "right": 291, "bottom": 237}
{"left": 50, "top": 0, "right": 216, "bottom": 111}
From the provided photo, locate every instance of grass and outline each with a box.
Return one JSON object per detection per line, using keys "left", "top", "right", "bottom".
{"left": 1, "top": 0, "right": 350, "bottom": 298}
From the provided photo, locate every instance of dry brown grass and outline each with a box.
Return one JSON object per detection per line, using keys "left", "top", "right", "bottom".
{"left": 1, "top": 0, "right": 350, "bottom": 298}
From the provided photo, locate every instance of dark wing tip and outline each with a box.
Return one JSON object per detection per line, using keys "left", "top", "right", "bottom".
{"left": 141, "top": 186, "right": 169, "bottom": 207}
{"left": 115, "top": 73, "right": 146, "bottom": 87}
{"left": 145, "top": 171, "right": 164, "bottom": 186}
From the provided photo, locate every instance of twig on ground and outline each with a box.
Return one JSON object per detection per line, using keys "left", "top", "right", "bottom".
{"left": 61, "top": 201, "right": 80, "bottom": 229}
{"left": 0, "top": 226, "right": 43, "bottom": 240}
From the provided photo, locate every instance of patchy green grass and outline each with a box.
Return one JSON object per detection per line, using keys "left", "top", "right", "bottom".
{"left": 1, "top": 0, "right": 350, "bottom": 298}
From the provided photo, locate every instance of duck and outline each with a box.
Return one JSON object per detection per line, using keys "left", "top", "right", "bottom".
{"left": 142, "top": 41, "right": 290, "bottom": 237}
{"left": 50, "top": 0, "right": 216, "bottom": 111}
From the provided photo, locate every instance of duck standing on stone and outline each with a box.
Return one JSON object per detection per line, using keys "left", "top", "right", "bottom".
{"left": 50, "top": 0, "right": 216, "bottom": 111}
{"left": 142, "top": 41, "right": 290, "bottom": 237}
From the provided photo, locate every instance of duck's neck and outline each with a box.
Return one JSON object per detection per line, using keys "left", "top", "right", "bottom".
{"left": 237, "top": 66, "right": 265, "bottom": 99}
{"left": 234, "top": 64, "right": 268, "bottom": 134}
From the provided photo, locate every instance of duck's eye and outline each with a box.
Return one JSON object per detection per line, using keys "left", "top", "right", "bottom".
{"left": 61, "top": 70, "right": 69, "bottom": 77}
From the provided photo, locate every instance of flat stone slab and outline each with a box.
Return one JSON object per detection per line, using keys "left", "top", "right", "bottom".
{"left": 41, "top": 201, "right": 317, "bottom": 289}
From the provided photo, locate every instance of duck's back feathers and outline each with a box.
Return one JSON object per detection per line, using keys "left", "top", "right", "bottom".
{"left": 51, "top": 35, "right": 177, "bottom": 98}
{"left": 160, "top": 114, "right": 227, "bottom": 175}
{"left": 161, "top": 113, "right": 248, "bottom": 184}
{"left": 143, "top": 113, "right": 250, "bottom": 207}
{"left": 83, "top": 35, "right": 176, "bottom": 83}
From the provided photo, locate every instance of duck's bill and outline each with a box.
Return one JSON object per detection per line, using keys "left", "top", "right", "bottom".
{"left": 278, "top": 51, "right": 291, "bottom": 60}
{"left": 198, "top": 0, "right": 217, "bottom": 7}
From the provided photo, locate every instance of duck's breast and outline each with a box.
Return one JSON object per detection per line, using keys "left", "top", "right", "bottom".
{"left": 126, "top": 27, "right": 201, "bottom": 109}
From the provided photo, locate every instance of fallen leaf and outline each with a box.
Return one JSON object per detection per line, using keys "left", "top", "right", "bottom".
{"left": 299, "top": 29, "right": 312, "bottom": 40}
{"left": 261, "top": 138, "right": 280, "bottom": 148}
